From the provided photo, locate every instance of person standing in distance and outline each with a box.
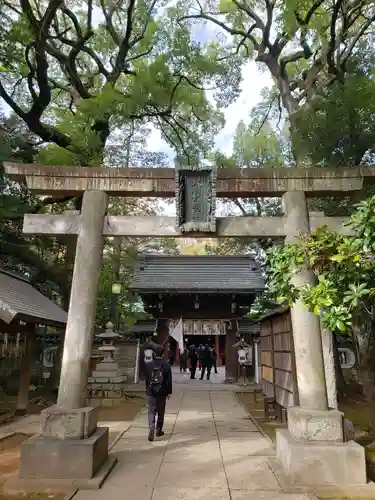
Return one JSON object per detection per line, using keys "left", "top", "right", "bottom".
{"left": 145, "top": 344, "right": 172, "bottom": 442}
{"left": 188, "top": 345, "right": 198, "bottom": 379}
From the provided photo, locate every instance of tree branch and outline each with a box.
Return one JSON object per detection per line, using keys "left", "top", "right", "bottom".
{"left": 12, "top": 0, "right": 72, "bottom": 148}
{"left": 279, "top": 28, "right": 313, "bottom": 74}
{"left": 180, "top": 13, "right": 251, "bottom": 40}
{"left": 100, "top": 0, "right": 120, "bottom": 45}
{"left": 295, "top": 0, "right": 326, "bottom": 26}
{"left": 108, "top": 0, "right": 137, "bottom": 82}
{"left": 233, "top": 198, "right": 248, "bottom": 215}
{"left": 326, "top": 0, "right": 344, "bottom": 76}
{"left": 232, "top": 0, "right": 264, "bottom": 30}
{"left": 341, "top": 13, "right": 375, "bottom": 67}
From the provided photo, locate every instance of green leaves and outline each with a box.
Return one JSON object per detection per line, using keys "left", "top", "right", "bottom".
{"left": 0, "top": 0, "right": 243, "bottom": 164}
{"left": 265, "top": 195, "right": 375, "bottom": 333}
{"left": 293, "top": 74, "right": 375, "bottom": 167}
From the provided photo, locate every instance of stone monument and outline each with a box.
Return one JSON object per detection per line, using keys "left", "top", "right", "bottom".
{"left": 87, "top": 322, "right": 126, "bottom": 406}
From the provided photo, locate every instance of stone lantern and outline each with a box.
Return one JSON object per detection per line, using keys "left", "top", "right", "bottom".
{"left": 96, "top": 321, "right": 122, "bottom": 365}
{"left": 87, "top": 322, "right": 126, "bottom": 406}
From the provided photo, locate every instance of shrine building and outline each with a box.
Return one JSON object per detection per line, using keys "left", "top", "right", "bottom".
{"left": 129, "top": 254, "right": 264, "bottom": 381}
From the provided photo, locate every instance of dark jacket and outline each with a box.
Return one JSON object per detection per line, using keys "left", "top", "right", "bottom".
{"left": 145, "top": 358, "right": 172, "bottom": 397}
{"left": 188, "top": 347, "right": 198, "bottom": 363}
{"left": 202, "top": 347, "right": 213, "bottom": 368}
{"left": 198, "top": 346, "right": 205, "bottom": 360}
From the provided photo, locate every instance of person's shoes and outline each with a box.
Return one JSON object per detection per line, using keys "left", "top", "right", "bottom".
{"left": 199, "top": 378, "right": 203, "bottom": 380}
{"left": 207, "top": 377, "right": 210, "bottom": 380}
{"left": 148, "top": 429, "right": 155, "bottom": 442}
{"left": 156, "top": 430, "right": 165, "bottom": 437}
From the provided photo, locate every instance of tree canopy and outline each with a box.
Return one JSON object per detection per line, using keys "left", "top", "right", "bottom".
{"left": 0, "top": 0, "right": 242, "bottom": 164}
{"left": 179, "top": 0, "right": 375, "bottom": 163}
{"left": 2, "top": 0, "right": 375, "bottom": 335}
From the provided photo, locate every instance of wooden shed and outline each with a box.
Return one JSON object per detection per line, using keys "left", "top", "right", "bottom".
{"left": 259, "top": 307, "right": 299, "bottom": 409}
{"left": 258, "top": 305, "right": 358, "bottom": 413}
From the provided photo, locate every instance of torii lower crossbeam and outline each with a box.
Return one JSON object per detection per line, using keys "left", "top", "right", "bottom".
{"left": 23, "top": 214, "right": 354, "bottom": 237}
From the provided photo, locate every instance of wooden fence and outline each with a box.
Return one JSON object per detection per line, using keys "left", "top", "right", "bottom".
{"left": 259, "top": 308, "right": 299, "bottom": 408}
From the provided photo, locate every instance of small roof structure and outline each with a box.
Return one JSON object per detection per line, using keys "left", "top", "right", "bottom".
{"left": 0, "top": 269, "right": 67, "bottom": 327}
{"left": 130, "top": 255, "right": 264, "bottom": 294}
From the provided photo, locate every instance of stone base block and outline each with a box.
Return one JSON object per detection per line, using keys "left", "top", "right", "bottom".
{"left": 88, "top": 387, "right": 124, "bottom": 400}
{"left": 88, "top": 376, "right": 126, "bottom": 383}
{"left": 4, "top": 455, "right": 117, "bottom": 493}
{"left": 40, "top": 405, "right": 98, "bottom": 439}
{"left": 19, "top": 427, "right": 109, "bottom": 480}
{"left": 14, "top": 409, "right": 27, "bottom": 417}
{"left": 287, "top": 406, "right": 344, "bottom": 442}
{"left": 269, "top": 457, "right": 375, "bottom": 498}
{"left": 86, "top": 398, "right": 118, "bottom": 407}
{"left": 276, "top": 428, "right": 367, "bottom": 486}
{"left": 91, "top": 370, "right": 124, "bottom": 378}
{"left": 95, "top": 362, "right": 120, "bottom": 371}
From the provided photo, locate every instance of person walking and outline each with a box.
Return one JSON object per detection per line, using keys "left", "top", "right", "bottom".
{"left": 168, "top": 343, "right": 174, "bottom": 366}
{"left": 145, "top": 344, "right": 172, "bottom": 442}
{"left": 198, "top": 344, "right": 205, "bottom": 370}
{"left": 211, "top": 345, "right": 218, "bottom": 374}
{"left": 180, "top": 347, "right": 188, "bottom": 372}
{"left": 188, "top": 345, "right": 198, "bottom": 379}
{"left": 200, "top": 344, "right": 213, "bottom": 381}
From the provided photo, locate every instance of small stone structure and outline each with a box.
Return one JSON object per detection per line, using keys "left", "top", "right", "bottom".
{"left": 87, "top": 322, "right": 126, "bottom": 406}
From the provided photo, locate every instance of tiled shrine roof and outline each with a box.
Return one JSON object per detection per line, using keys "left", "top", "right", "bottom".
{"left": 129, "top": 255, "right": 265, "bottom": 294}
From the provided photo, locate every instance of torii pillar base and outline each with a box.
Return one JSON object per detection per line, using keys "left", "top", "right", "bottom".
{"left": 4, "top": 406, "right": 117, "bottom": 493}
{"left": 269, "top": 406, "right": 372, "bottom": 496}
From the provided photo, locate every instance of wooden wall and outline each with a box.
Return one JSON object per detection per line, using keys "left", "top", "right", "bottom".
{"left": 260, "top": 310, "right": 299, "bottom": 408}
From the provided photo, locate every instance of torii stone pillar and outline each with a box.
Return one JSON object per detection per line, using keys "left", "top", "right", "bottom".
{"left": 58, "top": 190, "right": 108, "bottom": 408}
{"left": 273, "top": 191, "right": 367, "bottom": 488}
{"left": 8, "top": 191, "right": 117, "bottom": 492}
{"left": 282, "top": 192, "right": 328, "bottom": 410}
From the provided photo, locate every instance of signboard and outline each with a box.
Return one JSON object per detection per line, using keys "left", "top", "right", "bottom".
{"left": 175, "top": 165, "right": 217, "bottom": 233}
{"left": 168, "top": 319, "right": 226, "bottom": 336}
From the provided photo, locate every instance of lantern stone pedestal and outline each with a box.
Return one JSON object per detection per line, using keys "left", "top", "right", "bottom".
{"left": 87, "top": 322, "right": 126, "bottom": 407}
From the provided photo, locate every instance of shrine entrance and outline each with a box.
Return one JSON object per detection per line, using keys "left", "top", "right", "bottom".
{"left": 5, "top": 161, "right": 375, "bottom": 490}
{"left": 129, "top": 254, "right": 264, "bottom": 381}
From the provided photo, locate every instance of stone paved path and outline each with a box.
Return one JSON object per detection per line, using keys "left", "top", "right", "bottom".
{"left": 75, "top": 391, "right": 315, "bottom": 500}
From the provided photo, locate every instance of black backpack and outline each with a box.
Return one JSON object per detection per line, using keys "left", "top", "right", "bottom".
{"left": 149, "top": 365, "right": 164, "bottom": 395}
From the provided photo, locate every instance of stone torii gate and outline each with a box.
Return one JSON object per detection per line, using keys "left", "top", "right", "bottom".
{"left": 4, "top": 162, "right": 375, "bottom": 491}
